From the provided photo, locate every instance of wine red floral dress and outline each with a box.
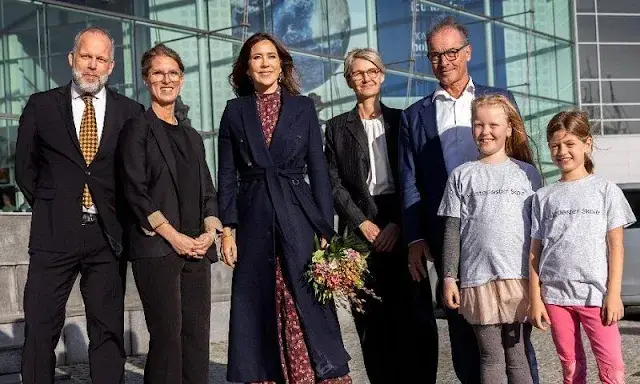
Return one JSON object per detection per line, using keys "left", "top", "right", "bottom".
{"left": 251, "top": 89, "right": 351, "bottom": 384}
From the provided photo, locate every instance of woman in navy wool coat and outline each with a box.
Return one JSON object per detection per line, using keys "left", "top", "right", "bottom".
{"left": 216, "top": 32, "right": 352, "bottom": 384}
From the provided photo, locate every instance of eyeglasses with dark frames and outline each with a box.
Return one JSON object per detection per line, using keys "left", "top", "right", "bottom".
{"left": 427, "top": 43, "right": 469, "bottom": 64}
{"left": 350, "top": 68, "right": 382, "bottom": 81}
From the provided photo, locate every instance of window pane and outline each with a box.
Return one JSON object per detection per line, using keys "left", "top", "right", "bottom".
{"left": 581, "top": 81, "right": 599, "bottom": 103}
{"left": 597, "top": 0, "right": 640, "bottom": 13}
{"left": 600, "top": 45, "right": 640, "bottom": 79}
{"left": 603, "top": 104, "right": 640, "bottom": 119}
{"left": 579, "top": 44, "right": 598, "bottom": 78}
{"left": 582, "top": 105, "right": 601, "bottom": 121}
{"left": 598, "top": 16, "right": 640, "bottom": 43}
{"left": 603, "top": 120, "right": 640, "bottom": 135}
{"left": 577, "top": 15, "right": 596, "bottom": 42}
{"left": 576, "top": 0, "right": 595, "bottom": 12}
{"left": 56, "top": 0, "right": 133, "bottom": 14}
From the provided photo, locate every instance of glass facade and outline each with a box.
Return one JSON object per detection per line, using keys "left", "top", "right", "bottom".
{"left": 1, "top": 0, "right": 576, "bottom": 210}
{"left": 575, "top": 0, "right": 640, "bottom": 135}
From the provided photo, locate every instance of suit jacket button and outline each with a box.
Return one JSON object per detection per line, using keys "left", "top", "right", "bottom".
{"left": 85, "top": 171, "right": 91, "bottom": 176}
{"left": 247, "top": 161, "right": 252, "bottom": 166}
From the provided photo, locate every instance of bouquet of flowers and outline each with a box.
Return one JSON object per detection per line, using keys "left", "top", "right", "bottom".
{"left": 305, "top": 234, "right": 380, "bottom": 313}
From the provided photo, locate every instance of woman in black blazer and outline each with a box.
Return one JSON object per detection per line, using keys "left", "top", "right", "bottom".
{"left": 324, "top": 48, "right": 438, "bottom": 384}
{"left": 117, "top": 44, "right": 220, "bottom": 384}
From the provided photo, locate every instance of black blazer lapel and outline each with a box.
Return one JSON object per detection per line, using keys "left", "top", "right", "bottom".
{"left": 55, "top": 84, "right": 84, "bottom": 165}
{"left": 345, "top": 108, "right": 369, "bottom": 161}
{"left": 93, "top": 88, "right": 119, "bottom": 161}
{"left": 147, "top": 109, "right": 180, "bottom": 194}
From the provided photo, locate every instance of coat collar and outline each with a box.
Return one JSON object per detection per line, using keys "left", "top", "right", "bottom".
{"left": 241, "top": 88, "right": 299, "bottom": 166}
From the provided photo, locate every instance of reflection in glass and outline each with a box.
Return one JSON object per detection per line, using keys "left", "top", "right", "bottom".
{"left": 603, "top": 105, "right": 640, "bottom": 119}
{"left": 579, "top": 44, "right": 598, "bottom": 78}
{"left": 600, "top": 46, "right": 640, "bottom": 79}
{"left": 582, "top": 105, "right": 601, "bottom": 121}
{"left": 581, "top": 81, "right": 599, "bottom": 103}
{"left": 597, "top": 0, "right": 640, "bottom": 14}
{"left": 576, "top": 0, "right": 595, "bottom": 12}
{"left": 598, "top": 16, "right": 640, "bottom": 43}
{"left": 602, "top": 81, "right": 640, "bottom": 103}
{"left": 603, "top": 120, "right": 640, "bottom": 135}
{"left": 577, "top": 15, "right": 596, "bottom": 42}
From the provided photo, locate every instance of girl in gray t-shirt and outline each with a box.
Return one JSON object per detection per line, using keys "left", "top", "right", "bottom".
{"left": 529, "top": 110, "right": 636, "bottom": 383}
{"left": 439, "top": 94, "right": 540, "bottom": 384}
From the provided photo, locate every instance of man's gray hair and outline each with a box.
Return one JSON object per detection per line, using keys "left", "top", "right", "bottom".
{"left": 426, "top": 16, "right": 470, "bottom": 48}
{"left": 71, "top": 26, "right": 115, "bottom": 61}
{"left": 343, "top": 48, "right": 385, "bottom": 80}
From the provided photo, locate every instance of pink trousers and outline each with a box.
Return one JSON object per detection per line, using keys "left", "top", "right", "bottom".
{"left": 545, "top": 304, "right": 625, "bottom": 384}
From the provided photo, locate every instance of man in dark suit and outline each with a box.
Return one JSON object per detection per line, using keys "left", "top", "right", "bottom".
{"left": 398, "top": 17, "right": 539, "bottom": 383}
{"left": 15, "top": 26, "right": 143, "bottom": 383}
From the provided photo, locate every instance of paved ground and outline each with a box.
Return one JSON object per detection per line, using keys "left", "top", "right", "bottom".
{"left": 58, "top": 308, "right": 640, "bottom": 383}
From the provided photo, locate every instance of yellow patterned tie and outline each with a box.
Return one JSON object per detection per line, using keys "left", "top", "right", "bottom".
{"left": 79, "top": 95, "right": 98, "bottom": 208}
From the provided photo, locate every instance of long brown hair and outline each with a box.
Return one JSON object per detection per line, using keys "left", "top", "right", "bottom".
{"left": 471, "top": 94, "right": 534, "bottom": 165}
{"left": 546, "top": 110, "right": 595, "bottom": 173}
{"left": 229, "top": 33, "right": 301, "bottom": 97}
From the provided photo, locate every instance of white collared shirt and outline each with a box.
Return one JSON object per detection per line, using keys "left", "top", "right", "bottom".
{"left": 70, "top": 82, "right": 107, "bottom": 214}
{"left": 362, "top": 115, "right": 396, "bottom": 196}
{"left": 433, "top": 78, "right": 479, "bottom": 175}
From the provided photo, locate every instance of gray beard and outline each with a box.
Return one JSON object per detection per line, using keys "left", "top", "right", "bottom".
{"left": 72, "top": 68, "right": 108, "bottom": 94}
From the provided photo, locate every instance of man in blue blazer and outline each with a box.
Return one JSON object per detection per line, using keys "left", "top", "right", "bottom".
{"left": 398, "top": 17, "right": 539, "bottom": 383}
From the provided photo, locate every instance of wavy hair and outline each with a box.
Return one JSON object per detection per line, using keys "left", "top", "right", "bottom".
{"left": 229, "top": 33, "right": 300, "bottom": 97}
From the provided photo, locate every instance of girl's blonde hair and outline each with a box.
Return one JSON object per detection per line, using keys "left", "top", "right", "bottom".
{"left": 471, "top": 94, "right": 534, "bottom": 165}
{"left": 546, "top": 110, "right": 594, "bottom": 174}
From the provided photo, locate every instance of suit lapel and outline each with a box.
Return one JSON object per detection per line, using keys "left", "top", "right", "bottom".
{"left": 267, "top": 89, "right": 296, "bottom": 160}
{"left": 147, "top": 109, "right": 180, "bottom": 194}
{"left": 93, "top": 88, "right": 118, "bottom": 161}
{"left": 345, "top": 108, "right": 369, "bottom": 159}
{"left": 418, "top": 95, "right": 440, "bottom": 139}
{"left": 242, "top": 94, "right": 274, "bottom": 166}
{"left": 56, "top": 84, "right": 83, "bottom": 160}
{"left": 100, "top": 88, "right": 118, "bottom": 145}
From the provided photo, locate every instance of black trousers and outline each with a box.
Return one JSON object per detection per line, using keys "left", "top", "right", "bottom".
{"left": 131, "top": 253, "right": 211, "bottom": 384}
{"left": 21, "top": 222, "right": 125, "bottom": 384}
{"left": 351, "top": 194, "right": 439, "bottom": 384}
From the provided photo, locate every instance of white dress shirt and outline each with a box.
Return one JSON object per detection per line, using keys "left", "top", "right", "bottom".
{"left": 362, "top": 115, "right": 395, "bottom": 196}
{"left": 433, "top": 78, "right": 479, "bottom": 175}
{"left": 70, "top": 82, "right": 107, "bottom": 214}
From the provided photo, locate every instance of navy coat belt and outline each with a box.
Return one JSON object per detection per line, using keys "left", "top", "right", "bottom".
{"left": 239, "top": 166, "right": 335, "bottom": 249}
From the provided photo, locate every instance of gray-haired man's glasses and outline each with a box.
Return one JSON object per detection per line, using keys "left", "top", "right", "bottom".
{"left": 427, "top": 43, "right": 469, "bottom": 64}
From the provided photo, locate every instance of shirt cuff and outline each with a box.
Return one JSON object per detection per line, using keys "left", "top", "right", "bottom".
{"left": 148, "top": 210, "right": 169, "bottom": 230}
{"left": 204, "top": 216, "right": 224, "bottom": 234}
{"left": 408, "top": 239, "right": 425, "bottom": 246}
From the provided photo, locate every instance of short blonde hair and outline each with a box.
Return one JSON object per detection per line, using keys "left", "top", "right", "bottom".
{"left": 343, "top": 48, "right": 385, "bottom": 80}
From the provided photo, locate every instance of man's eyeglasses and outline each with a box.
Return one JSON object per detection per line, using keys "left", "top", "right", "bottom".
{"left": 148, "top": 70, "right": 182, "bottom": 82}
{"left": 427, "top": 43, "right": 469, "bottom": 64}
{"left": 350, "top": 68, "right": 382, "bottom": 81}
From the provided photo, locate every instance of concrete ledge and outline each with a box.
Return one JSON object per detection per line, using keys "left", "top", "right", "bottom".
{"left": 0, "top": 214, "right": 234, "bottom": 373}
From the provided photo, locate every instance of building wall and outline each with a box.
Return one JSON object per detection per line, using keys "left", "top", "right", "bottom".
{"left": 574, "top": 0, "right": 640, "bottom": 183}
{"left": 593, "top": 135, "right": 640, "bottom": 183}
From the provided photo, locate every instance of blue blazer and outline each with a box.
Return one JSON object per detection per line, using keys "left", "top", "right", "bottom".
{"left": 398, "top": 84, "right": 518, "bottom": 262}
